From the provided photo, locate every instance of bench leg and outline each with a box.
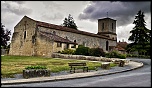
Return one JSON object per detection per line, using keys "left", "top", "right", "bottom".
{"left": 83, "top": 67, "right": 88, "bottom": 72}
{"left": 74, "top": 68, "right": 75, "bottom": 73}
{"left": 70, "top": 67, "right": 72, "bottom": 73}
{"left": 86, "top": 67, "right": 88, "bottom": 72}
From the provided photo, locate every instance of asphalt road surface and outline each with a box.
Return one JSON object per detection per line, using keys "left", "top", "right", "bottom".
{"left": 1, "top": 58, "right": 151, "bottom": 87}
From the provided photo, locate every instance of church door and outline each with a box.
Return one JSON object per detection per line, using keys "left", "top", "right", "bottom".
{"left": 106, "top": 41, "right": 109, "bottom": 51}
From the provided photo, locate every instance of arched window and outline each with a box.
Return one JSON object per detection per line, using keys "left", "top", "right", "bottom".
{"left": 24, "top": 31, "right": 26, "bottom": 39}
{"left": 106, "top": 41, "right": 109, "bottom": 51}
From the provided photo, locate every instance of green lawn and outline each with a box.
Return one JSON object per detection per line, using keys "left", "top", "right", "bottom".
{"left": 1, "top": 55, "right": 117, "bottom": 78}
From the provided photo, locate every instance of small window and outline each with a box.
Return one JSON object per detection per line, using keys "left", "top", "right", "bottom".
{"left": 102, "top": 23, "right": 104, "bottom": 30}
{"left": 65, "top": 36, "right": 68, "bottom": 39}
{"left": 57, "top": 42, "right": 62, "bottom": 47}
{"left": 71, "top": 44, "right": 76, "bottom": 48}
{"left": 53, "top": 31, "right": 56, "bottom": 35}
{"left": 24, "top": 31, "right": 26, "bottom": 39}
{"left": 112, "top": 23, "right": 113, "bottom": 32}
{"left": 71, "top": 40, "right": 77, "bottom": 48}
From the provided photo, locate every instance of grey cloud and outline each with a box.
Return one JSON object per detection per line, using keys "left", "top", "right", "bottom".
{"left": 42, "top": 1, "right": 63, "bottom": 12}
{"left": 1, "top": 1, "right": 32, "bottom": 16}
{"left": 41, "top": 13, "right": 64, "bottom": 21}
{"left": 12, "top": 1, "right": 26, "bottom": 4}
{"left": 78, "top": 1, "right": 151, "bottom": 26}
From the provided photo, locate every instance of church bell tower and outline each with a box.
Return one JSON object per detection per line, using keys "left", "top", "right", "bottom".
{"left": 97, "top": 17, "right": 117, "bottom": 41}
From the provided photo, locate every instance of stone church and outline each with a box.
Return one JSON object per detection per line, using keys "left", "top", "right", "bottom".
{"left": 9, "top": 16, "right": 117, "bottom": 57}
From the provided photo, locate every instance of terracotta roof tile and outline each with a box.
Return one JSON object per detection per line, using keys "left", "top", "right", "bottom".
{"left": 117, "top": 42, "right": 128, "bottom": 49}
{"left": 115, "top": 45, "right": 125, "bottom": 51}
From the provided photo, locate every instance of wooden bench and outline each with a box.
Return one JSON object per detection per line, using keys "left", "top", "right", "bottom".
{"left": 68, "top": 62, "right": 88, "bottom": 73}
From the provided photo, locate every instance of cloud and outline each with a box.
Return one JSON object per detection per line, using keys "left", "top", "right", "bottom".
{"left": 12, "top": 1, "right": 26, "bottom": 4}
{"left": 78, "top": 1, "right": 151, "bottom": 26}
{"left": 1, "top": 1, "right": 32, "bottom": 15}
{"left": 1, "top": 1, "right": 33, "bottom": 38}
{"left": 42, "top": 1, "right": 63, "bottom": 12}
{"left": 41, "top": 12, "right": 64, "bottom": 21}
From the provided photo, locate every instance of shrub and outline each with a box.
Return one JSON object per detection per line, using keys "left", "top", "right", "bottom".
{"left": 60, "top": 49, "right": 75, "bottom": 54}
{"left": 75, "top": 45, "right": 90, "bottom": 56}
{"left": 89, "top": 47, "right": 105, "bottom": 57}
{"left": 118, "top": 54, "right": 126, "bottom": 59}
{"left": 126, "top": 54, "right": 132, "bottom": 57}
{"left": 105, "top": 50, "right": 126, "bottom": 59}
{"left": 25, "top": 65, "right": 47, "bottom": 70}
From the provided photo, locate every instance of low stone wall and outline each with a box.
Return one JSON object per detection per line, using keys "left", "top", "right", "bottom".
{"left": 52, "top": 53, "right": 130, "bottom": 64}
{"left": 23, "top": 69, "right": 51, "bottom": 79}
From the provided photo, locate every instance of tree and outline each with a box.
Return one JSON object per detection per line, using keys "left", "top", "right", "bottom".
{"left": 127, "top": 10, "right": 151, "bottom": 55}
{"left": 62, "top": 14, "right": 78, "bottom": 29}
{"left": 1, "top": 23, "right": 11, "bottom": 49}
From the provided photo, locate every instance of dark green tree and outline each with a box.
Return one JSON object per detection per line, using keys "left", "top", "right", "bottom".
{"left": 128, "top": 10, "right": 151, "bottom": 55}
{"left": 62, "top": 14, "right": 78, "bottom": 30}
{"left": 1, "top": 23, "right": 11, "bottom": 49}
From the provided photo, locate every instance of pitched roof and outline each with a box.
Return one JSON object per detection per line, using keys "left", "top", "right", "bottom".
{"left": 117, "top": 42, "right": 128, "bottom": 49}
{"left": 39, "top": 31, "right": 77, "bottom": 44}
{"left": 115, "top": 45, "right": 125, "bottom": 51}
{"left": 36, "top": 21, "right": 116, "bottom": 41}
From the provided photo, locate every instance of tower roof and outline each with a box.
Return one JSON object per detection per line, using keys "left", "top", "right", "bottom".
{"left": 98, "top": 17, "right": 116, "bottom": 21}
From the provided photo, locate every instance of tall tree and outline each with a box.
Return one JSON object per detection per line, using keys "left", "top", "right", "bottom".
{"left": 1, "top": 23, "right": 11, "bottom": 49}
{"left": 62, "top": 14, "right": 78, "bottom": 30}
{"left": 128, "top": 10, "right": 151, "bottom": 55}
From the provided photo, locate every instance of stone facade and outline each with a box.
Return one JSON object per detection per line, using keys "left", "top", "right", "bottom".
{"left": 9, "top": 16, "right": 36, "bottom": 56}
{"left": 9, "top": 16, "right": 117, "bottom": 57}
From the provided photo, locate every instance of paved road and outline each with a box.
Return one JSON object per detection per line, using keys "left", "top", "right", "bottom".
{"left": 1, "top": 58, "right": 151, "bottom": 87}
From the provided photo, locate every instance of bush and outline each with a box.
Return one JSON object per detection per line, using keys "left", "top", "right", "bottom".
{"left": 105, "top": 50, "right": 126, "bottom": 59}
{"left": 118, "top": 54, "right": 126, "bottom": 59}
{"left": 25, "top": 65, "right": 47, "bottom": 70}
{"left": 60, "top": 49, "right": 75, "bottom": 54}
{"left": 75, "top": 45, "right": 90, "bottom": 56}
{"left": 89, "top": 47, "right": 105, "bottom": 57}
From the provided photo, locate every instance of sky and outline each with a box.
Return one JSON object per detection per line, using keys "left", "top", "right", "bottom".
{"left": 1, "top": 1, "right": 151, "bottom": 43}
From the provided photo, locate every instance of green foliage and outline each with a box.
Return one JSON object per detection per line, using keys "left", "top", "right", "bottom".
{"left": 62, "top": 14, "right": 78, "bottom": 29}
{"left": 118, "top": 54, "right": 126, "bottom": 59}
{"left": 60, "top": 49, "right": 75, "bottom": 55}
{"left": 74, "top": 45, "right": 105, "bottom": 57}
{"left": 75, "top": 45, "right": 90, "bottom": 56}
{"left": 126, "top": 54, "right": 150, "bottom": 58}
{"left": 89, "top": 47, "right": 105, "bottom": 57}
{"left": 128, "top": 10, "right": 151, "bottom": 56}
{"left": 25, "top": 65, "right": 47, "bottom": 70}
{"left": 105, "top": 50, "right": 126, "bottom": 59}
{"left": 1, "top": 23, "right": 11, "bottom": 48}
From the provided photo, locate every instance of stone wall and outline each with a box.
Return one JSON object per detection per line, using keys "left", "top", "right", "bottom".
{"left": 9, "top": 16, "right": 37, "bottom": 56}
{"left": 38, "top": 26, "right": 116, "bottom": 52}
{"left": 52, "top": 53, "right": 130, "bottom": 64}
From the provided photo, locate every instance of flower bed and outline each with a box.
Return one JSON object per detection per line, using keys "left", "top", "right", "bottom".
{"left": 23, "top": 65, "right": 50, "bottom": 79}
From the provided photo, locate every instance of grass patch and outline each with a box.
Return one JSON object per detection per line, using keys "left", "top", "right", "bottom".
{"left": 1, "top": 55, "right": 117, "bottom": 78}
